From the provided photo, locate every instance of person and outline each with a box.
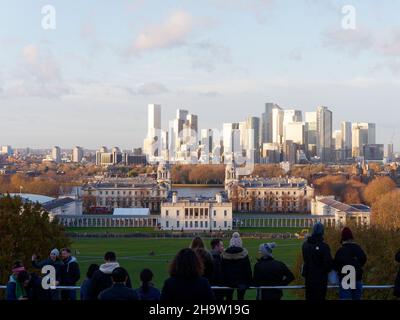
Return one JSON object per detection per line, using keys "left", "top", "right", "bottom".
{"left": 394, "top": 250, "right": 400, "bottom": 298}
{"left": 161, "top": 248, "right": 215, "bottom": 301}
{"left": 190, "top": 237, "right": 214, "bottom": 282}
{"left": 253, "top": 243, "right": 295, "bottom": 300}
{"left": 8, "top": 270, "right": 50, "bottom": 300}
{"left": 221, "top": 232, "right": 252, "bottom": 301}
{"left": 6, "top": 261, "right": 27, "bottom": 300}
{"left": 88, "top": 251, "right": 132, "bottom": 300}
{"left": 59, "top": 247, "right": 80, "bottom": 300}
{"left": 80, "top": 264, "right": 99, "bottom": 300}
{"left": 135, "top": 268, "right": 161, "bottom": 301}
{"left": 333, "top": 227, "right": 367, "bottom": 300}
{"left": 98, "top": 267, "right": 139, "bottom": 300}
{"left": 302, "top": 222, "right": 333, "bottom": 301}
{"left": 209, "top": 238, "right": 225, "bottom": 301}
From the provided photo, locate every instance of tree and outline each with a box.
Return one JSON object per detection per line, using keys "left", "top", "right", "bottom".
{"left": 0, "top": 195, "right": 70, "bottom": 295}
{"left": 364, "top": 176, "right": 397, "bottom": 206}
{"left": 372, "top": 190, "right": 400, "bottom": 230}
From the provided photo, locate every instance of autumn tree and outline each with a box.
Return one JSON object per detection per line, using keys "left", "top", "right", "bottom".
{"left": 371, "top": 190, "right": 400, "bottom": 230}
{"left": 364, "top": 176, "right": 397, "bottom": 206}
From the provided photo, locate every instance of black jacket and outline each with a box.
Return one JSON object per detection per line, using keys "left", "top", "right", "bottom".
{"left": 253, "top": 256, "right": 295, "bottom": 300}
{"left": 302, "top": 235, "right": 333, "bottom": 285}
{"left": 394, "top": 250, "right": 400, "bottom": 297}
{"left": 98, "top": 283, "right": 139, "bottom": 301}
{"left": 60, "top": 256, "right": 80, "bottom": 286}
{"left": 333, "top": 241, "right": 367, "bottom": 282}
{"left": 221, "top": 247, "right": 252, "bottom": 288}
{"left": 161, "top": 276, "right": 215, "bottom": 302}
{"left": 88, "top": 262, "right": 132, "bottom": 300}
{"left": 210, "top": 250, "right": 224, "bottom": 286}
{"left": 195, "top": 248, "right": 214, "bottom": 282}
{"left": 32, "top": 258, "right": 63, "bottom": 282}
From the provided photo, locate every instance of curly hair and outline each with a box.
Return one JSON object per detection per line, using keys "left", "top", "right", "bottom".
{"left": 169, "top": 248, "right": 204, "bottom": 278}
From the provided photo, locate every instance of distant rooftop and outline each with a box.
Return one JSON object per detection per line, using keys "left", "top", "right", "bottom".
{"left": 112, "top": 208, "right": 150, "bottom": 216}
{"left": 318, "top": 197, "right": 370, "bottom": 213}
{"left": 8, "top": 193, "right": 55, "bottom": 204}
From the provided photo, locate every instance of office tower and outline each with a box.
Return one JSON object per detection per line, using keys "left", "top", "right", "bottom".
{"left": 223, "top": 122, "right": 240, "bottom": 160}
{"left": 261, "top": 103, "right": 280, "bottom": 144}
{"left": 201, "top": 129, "right": 213, "bottom": 154}
{"left": 285, "top": 122, "right": 305, "bottom": 145}
{"left": 144, "top": 104, "right": 162, "bottom": 157}
{"left": 351, "top": 122, "right": 376, "bottom": 157}
{"left": 99, "top": 146, "right": 108, "bottom": 153}
{"left": 283, "top": 110, "right": 302, "bottom": 125}
{"left": 52, "top": 146, "right": 61, "bottom": 163}
{"left": 182, "top": 113, "right": 198, "bottom": 146}
{"left": 272, "top": 107, "right": 284, "bottom": 144}
{"left": 1, "top": 145, "right": 13, "bottom": 156}
{"left": 72, "top": 146, "right": 84, "bottom": 163}
{"left": 316, "top": 106, "right": 333, "bottom": 162}
{"left": 386, "top": 143, "right": 394, "bottom": 160}
{"left": 245, "top": 116, "right": 260, "bottom": 162}
{"left": 305, "top": 112, "right": 317, "bottom": 157}
{"left": 340, "top": 121, "right": 352, "bottom": 159}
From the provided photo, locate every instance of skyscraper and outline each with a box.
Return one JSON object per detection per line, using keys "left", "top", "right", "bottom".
{"left": 144, "top": 104, "right": 162, "bottom": 157}
{"left": 305, "top": 112, "right": 317, "bottom": 157}
{"left": 316, "top": 106, "right": 333, "bottom": 162}
{"left": 341, "top": 121, "right": 352, "bottom": 159}
{"left": 272, "top": 107, "right": 284, "bottom": 144}
{"left": 245, "top": 116, "right": 260, "bottom": 162}
{"left": 72, "top": 146, "right": 84, "bottom": 163}
{"left": 52, "top": 146, "right": 61, "bottom": 163}
{"left": 261, "top": 103, "right": 280, "bottom": 144}
{"left": 352, "top": 122, "right": 376, "bottom": 157}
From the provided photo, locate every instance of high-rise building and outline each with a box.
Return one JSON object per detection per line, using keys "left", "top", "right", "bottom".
{"left": 245, "top": 116, "right": 260, "bottom": 162}
{"left": 351, "top": 122, "right": 376, "bottom": 157}
{"left": 386, "top": 143, "right": 394, "bottom": 160}
{"left": 285, "top": 122, "right": 305, "bottom": 145}
{"left": 316, "top": 106, "right": 333, "bottom": 162}
{"left": 340, "top": 121, "right": 352, "bottom": 159}
{"left": 305, "top": 112, "right": 317, "bottom": 157}
{"left": 261, "top": 103, "right": 280, "bottom": 144}
{"left": 223, "top": 122, "right": 241, "bottom": 161}
{"left": 283, "top": 110, "right": 302, "bottom": 125}
{"left": 72, "top": 146, "right": 84, "bottom": 163}
{"left": 144, "top": 104, "right": 162, "bottom": 157}
{"left": 272, "top": 107, "right": 284, "bottom": 144}
{"left": 52, "top": 146, "right": 61, "bottom": 163}
{"left": 1, "top": 145, "right": 13, "bottom": 156}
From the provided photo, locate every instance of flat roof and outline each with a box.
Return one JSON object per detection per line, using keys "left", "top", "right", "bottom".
{"left": 112, "top": 208, "right": 150, "bottom": 216}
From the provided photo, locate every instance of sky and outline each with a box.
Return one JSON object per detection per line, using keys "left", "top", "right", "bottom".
{"left": 1, "top": 0, "right": 400, "bottom": 150}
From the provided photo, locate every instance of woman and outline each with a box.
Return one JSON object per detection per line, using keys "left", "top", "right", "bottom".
{"left": 161, "top": 248, "right": 215, "bottom": 301}
{"left": 135, "top": 268, "right": 161, "bottom": 301}
{"left": 80, "top": 264, "right": 99, "bottom": 300}
{"left": 6, "top": 261, "right": 27, "bottom": 300}
{"left": 190, "top": 237, "right": 214, "bottom": 282}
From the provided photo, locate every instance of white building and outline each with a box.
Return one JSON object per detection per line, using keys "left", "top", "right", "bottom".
{"left": 72, "top": 146, "right": 84, "bottom": 163}
{"left": 316, "top": 106, "right": 333, "bottom": 162}
{"left": 1, "top": 145, "right": 13, "bottom": 156}
{"left": 143, "top": 104, "right": 162, "bottom": 158}
{"left": 272, "top": 107, "right": 284, "bottom": 144}
{"left": 284, "top": 122, "right": 305, "bottom": 145}
{"left": 160, "top": 192, "right": 233, "bottom": 231}
{"left": 352, "top": 122, "right": 376, "bottom": 157}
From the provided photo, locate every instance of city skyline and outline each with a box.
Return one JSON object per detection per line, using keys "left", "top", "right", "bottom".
{"left": 1, "top": 1, "right": 400, "bottom": 149}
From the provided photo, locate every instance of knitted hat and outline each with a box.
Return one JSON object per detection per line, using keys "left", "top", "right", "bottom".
{"left": 259, "top": 242, "right": 276, "bottom": 258}
{"left": 341, "top": 227, "right": 354, "bottom": 242}
{"left": 50, "top": 248, "right": 60, "bottom": 257}
{"left": 312, "top": 222, "right": 324, "bottom": 236}
{"left": 230, "top": 232, "right": 243, "bottom": 248}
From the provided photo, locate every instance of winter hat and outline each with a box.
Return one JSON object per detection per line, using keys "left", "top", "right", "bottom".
{"left": 259, "top": 242, "right": 276, "bottom": 258}
{"left": 341, "top": 227, "right": 354, "bottom": 242}
{"left": 50, "top": 248, "right": 60, "bottom": 257}
{"left": 230, "top": 232, "right": 243, "bottom": 248}
{"left": 312, "top": 222, "right": 324, "bottom": 236}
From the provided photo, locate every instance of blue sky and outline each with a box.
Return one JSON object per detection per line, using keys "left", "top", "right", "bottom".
{"left": 1, "top": 0, "right": 400, "bottom": 150}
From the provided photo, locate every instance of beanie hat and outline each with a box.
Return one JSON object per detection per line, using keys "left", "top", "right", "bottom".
{"left": 259, "top": 242, "right": 276, "bottom": 258}
{"left": 341, "top": 227, "right": 354, "bottom": 242}
{"left": 312, "top": 222, "right": 324, "bottom": 236}
{"left": 50, "top": 248, "right": 60, "bottom": 257}
{"left": 230, "top": 232, "right": 243, "bottom": 248}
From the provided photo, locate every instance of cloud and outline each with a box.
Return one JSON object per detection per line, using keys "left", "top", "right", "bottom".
{"left": 126, "top": 82, "right": 170, "bottom": 95}
{"left": 189, "top": 39, "right": 231, "bottom": 72}
{"left": 132, "top": 10, "right": 194, "bottom": 53}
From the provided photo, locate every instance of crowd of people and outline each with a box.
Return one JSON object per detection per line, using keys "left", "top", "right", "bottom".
{"left": 5, "top": 223, "right": 400, "bottom": 301}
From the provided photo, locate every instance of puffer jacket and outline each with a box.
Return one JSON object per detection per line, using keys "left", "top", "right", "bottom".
{"left": 221, "top": 246, "right": 252, "bottom": 288}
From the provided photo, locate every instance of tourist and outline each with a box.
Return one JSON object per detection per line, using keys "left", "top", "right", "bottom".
{"left": 88, "top": 251, "right": 132, "bottom": 300}
{"left": 209, "top": 238, "right": 225, "bottom": 300}
{"left": 190, "top": 236, "right": 214, "bottom": 282}
{"left": 221, "top": 232, "right": 252, "bottom": 301}
{"left": 302, "top": 222, "right": 333, "bottom": 301}
{"left": 394, "top": 250, "right": 400, "bottom": 298}
{"left": 59, "top": 247, "right": 81, "bottom": 300}
{"left": 161, "top": 248, "right": 215, "bottom": 301}
{"left": 135, "top": 268, "right": 161, "bottom": 301}
{"left": 98, "top": 267, "right": 139, "bottom": 300}
{"left": 253, "top": 242, "right": 295, "bottom": 300}
{"left": 6, "top": 261, "right": 27, "bottom": 300}
{"left": 80, "top": 264, "right": 100, "bottom": 300}
{"left": 8, "top": 270, "right": 49, "bottom": 300}
{"left": 333, "top": 227, "right": 367, "bottom": 300}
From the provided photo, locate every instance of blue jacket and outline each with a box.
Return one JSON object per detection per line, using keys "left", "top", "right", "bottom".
{"left": 135, "top": 285, "right": 161, "bottom": 301}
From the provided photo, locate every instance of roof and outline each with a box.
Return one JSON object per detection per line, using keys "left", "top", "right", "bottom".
{"left": 42, "top": 197, "right": 75, "bottom": 210}
{"left": 8, "top": 193, "right": 55, "bottom": 204}
{"left": 318, "top": 197, "right": 370, "bottom": 213}
{"left": 112, "top": 208, "right": 150, "bottom": 216}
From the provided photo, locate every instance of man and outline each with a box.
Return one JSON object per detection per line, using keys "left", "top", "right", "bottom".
{"left": 60, "top": 248, "right": 80, "bottom": 300}
{"left": 253, "top": 243, "right": 294, "bottom": 300}
{"left": 88, "top": 251, "right": 132, "bottom": 300}
{"left": 302, "top": 222, "right": 333, "bottom": 301}
{"left": 210, "top": 239, "right": 225, "bottom": 301}
{"left": 98, "top": 267, "right": 139, "bottom": 300}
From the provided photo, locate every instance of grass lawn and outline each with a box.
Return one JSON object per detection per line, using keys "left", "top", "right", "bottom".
{"left": 70, "top": 237, "right": 303, "bottom": 300}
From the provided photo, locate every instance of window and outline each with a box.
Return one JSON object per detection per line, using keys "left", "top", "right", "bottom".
{"left": 205, "top": 208, "right": 208, "bottom": 216}
{"left": 190, "top": 208, "right": 193, "bottom": 216}
{"left": 200, "top": 208, "right": 203, "bottom": 216}
{"left": 195, "top": 221, "right": 198, "bottom": 228}
{"left": 213, "top": 210, "right": 216, "bottom": 216}
{"left": 224, "top": 210, "right": 227, "bottom": 217}
{"left": 166, "top": 210, "right": 169, "bottom": 216}
{"left": 195, "top": 208, "right": 199, "bottom": 217}
{"left": 176, "top": 210, "right": 180, "bottom": 216}
{"left": 190, "top": 221, "right": 193, "bottom": 228}
{"left": 205, "top": 221, "right": 208, "bottom": 228}
{"left": 214, "top": 221, "right": 217, "bottom": 228}
{"left": 200, "top": 221, "right": 203, "bottom": 228}
{"left": 224, "top": 221, "right": 227, "bottom": 228}
{"left": 166, "top": 221, "right": 169, "bottom": 228}
{"left": 185, "top": 221, "right": 188, "bottom": 228}
{"left": 185, "top": 209, "right": 189, "bottom": 216}
{"left": 177, "top": 221, "right": 180, "bottom": 228}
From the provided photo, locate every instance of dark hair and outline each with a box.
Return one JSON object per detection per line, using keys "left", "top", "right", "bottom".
{"left": 61, "top": 248, "right": 71, "bottom": 254}
{"left": 140, "top": 268, "right": 154, "bottom": 293}
{"left": 190, "top": 237, "right": 205, "bottom": 250}
{"left": 12, "top": 260, "right": 24, "bottom": 269}
{"left": 210, "top": 239, "right": 222, "bottom": 250}
{"left": 86, "top": 264, "right": 99, "bottom": 279}
{"left": 17, "top": 271, "right": 30, "bottom": 284}
{"left": 111, "top": 267, "right": 128, "bottom": 283}
{"left": 169, "top": 248, "right": 203, "bottom": 278}
{"left": 104, "top": 251, "right": 117, "bottom": 262}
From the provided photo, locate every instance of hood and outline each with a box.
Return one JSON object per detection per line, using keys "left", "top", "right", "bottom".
{"left": 99, "top": 262, "right": 120, "bottom": 274}
{"left": 307, "top": 234, "right": 323, "bottom": 245}
{"left": 67, "top": 256, "right": 77, "bottom": 264}
{"left": 222, "top": 247, "right": 248, "bottom": 260}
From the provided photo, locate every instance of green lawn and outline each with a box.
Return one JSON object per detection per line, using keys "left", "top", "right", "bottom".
{"left": 70, "top": 237, "right": 303, "bottom": 300}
